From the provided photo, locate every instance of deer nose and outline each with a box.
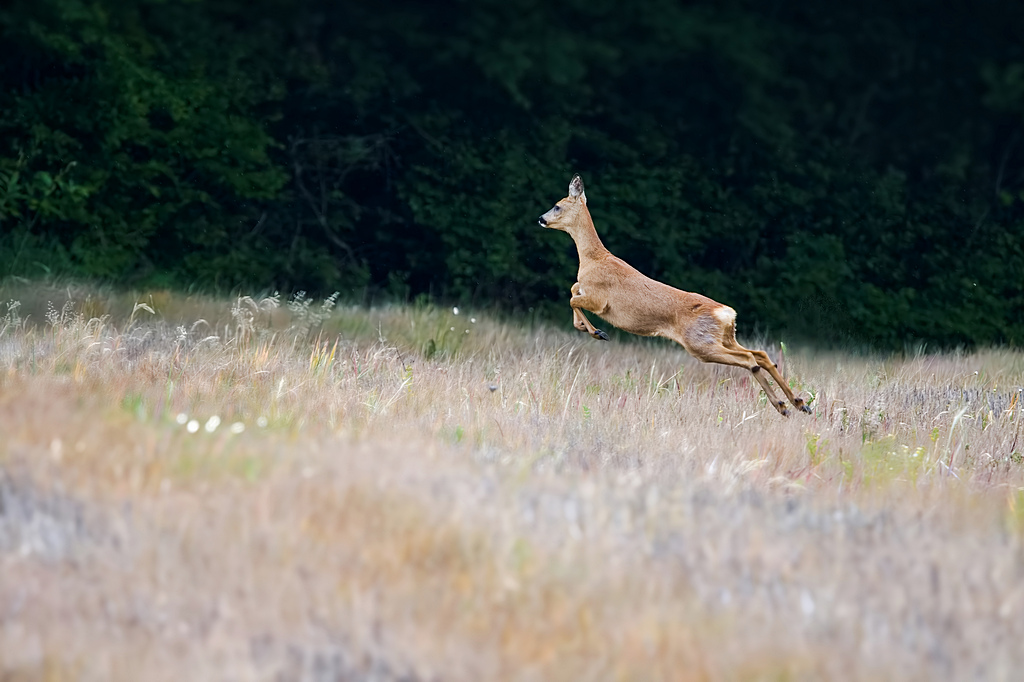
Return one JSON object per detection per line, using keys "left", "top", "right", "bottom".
{"left": 537, "top": 216, "right": 547, "bottom": 226}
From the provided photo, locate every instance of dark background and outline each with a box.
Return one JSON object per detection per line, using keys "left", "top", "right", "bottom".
{"left": 2, "top": 0, "right": 1022, "bottom": 348}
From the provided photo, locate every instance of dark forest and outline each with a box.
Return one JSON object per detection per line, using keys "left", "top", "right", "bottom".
{"left": 2, "top": 0, "right": 1023, "bottom": 348}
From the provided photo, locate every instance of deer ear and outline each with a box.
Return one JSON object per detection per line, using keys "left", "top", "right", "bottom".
{"left": 568, "top": 174, "right": 585, "bottom": 199}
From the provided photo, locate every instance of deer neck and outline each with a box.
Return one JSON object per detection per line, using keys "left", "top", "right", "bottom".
{"left": 568, "top": 208, "right": 610, "bottom": 262}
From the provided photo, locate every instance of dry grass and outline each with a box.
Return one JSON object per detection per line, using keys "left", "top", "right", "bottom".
{"left": 1, "top": 279, "right": 1023, "bottom": 681}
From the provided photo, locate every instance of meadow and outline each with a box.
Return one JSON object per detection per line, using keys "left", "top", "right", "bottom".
{"left": 1, "top": 280, "right": 1022, "bottom": 681}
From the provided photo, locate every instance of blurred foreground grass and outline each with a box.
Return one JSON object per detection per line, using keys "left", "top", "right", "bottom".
{"left": 1, "top": 280, "right": 1023, "bottom": 681}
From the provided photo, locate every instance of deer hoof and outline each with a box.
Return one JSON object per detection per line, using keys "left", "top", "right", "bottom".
{"left": 799, "top": 404, "right": 813, "bottom": 414}
{"left": 593, "top": 329, "right": 610, "bottom": 341}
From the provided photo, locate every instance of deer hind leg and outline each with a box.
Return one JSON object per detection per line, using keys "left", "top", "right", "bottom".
{"left": 686, "top": 342, "right": 791, "bottom": 417}
{"left": 570, "top": 283, "right": 610, "bottom": 341}
{"left": 723, "top": 335, "right": 811, "bottom": 414}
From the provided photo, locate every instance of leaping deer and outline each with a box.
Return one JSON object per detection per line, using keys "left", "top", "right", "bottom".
{"left": 538, "top": 174, "right": 811, "bottom": 417}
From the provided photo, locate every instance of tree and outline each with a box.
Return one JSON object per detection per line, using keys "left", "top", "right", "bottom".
{"left": 1, "top": 0, "right": 1021, "bottom": 348}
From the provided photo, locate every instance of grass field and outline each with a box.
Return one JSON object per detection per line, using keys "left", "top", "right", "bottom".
{"left": 1, "top": 280, "right": 1023, "bottom": 681}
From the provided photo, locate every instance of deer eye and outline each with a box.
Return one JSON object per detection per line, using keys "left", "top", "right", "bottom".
{"left": 554, "top": 205, "right": 562, "bottom": 212}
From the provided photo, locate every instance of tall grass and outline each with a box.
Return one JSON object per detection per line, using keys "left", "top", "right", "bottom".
{"left": 1, "top": 280, "right": 1023, "bottom": 681}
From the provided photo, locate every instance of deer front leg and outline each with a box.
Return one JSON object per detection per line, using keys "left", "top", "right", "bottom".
{"left": 570, "top": 283, "right": 610, "bottom": 341}
{"left": 572, "top": 307, "right": 588, "bottom": 333}
{"left": 570, "top": 284, "right": 588, "bottom": 333}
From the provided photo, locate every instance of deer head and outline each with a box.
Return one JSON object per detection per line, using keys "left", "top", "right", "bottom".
{"left": 538, "top": 174, "right": 587, "bottom": 231}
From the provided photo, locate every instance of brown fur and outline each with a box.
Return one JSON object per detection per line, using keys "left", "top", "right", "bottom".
{"left": 539, "top": 174, "right": 810, "bottom": 417}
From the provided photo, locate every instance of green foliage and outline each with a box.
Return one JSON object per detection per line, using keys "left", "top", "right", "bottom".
{"left": 0, "top": 0, "right": 288, "bottom": 281}
{"left": 1, "top": 0, "right": 1022, "bottom": 348}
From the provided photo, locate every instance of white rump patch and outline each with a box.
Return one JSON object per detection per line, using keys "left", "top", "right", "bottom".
{"left": 713, "top": 306, "right": 737, "bottom": 325}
